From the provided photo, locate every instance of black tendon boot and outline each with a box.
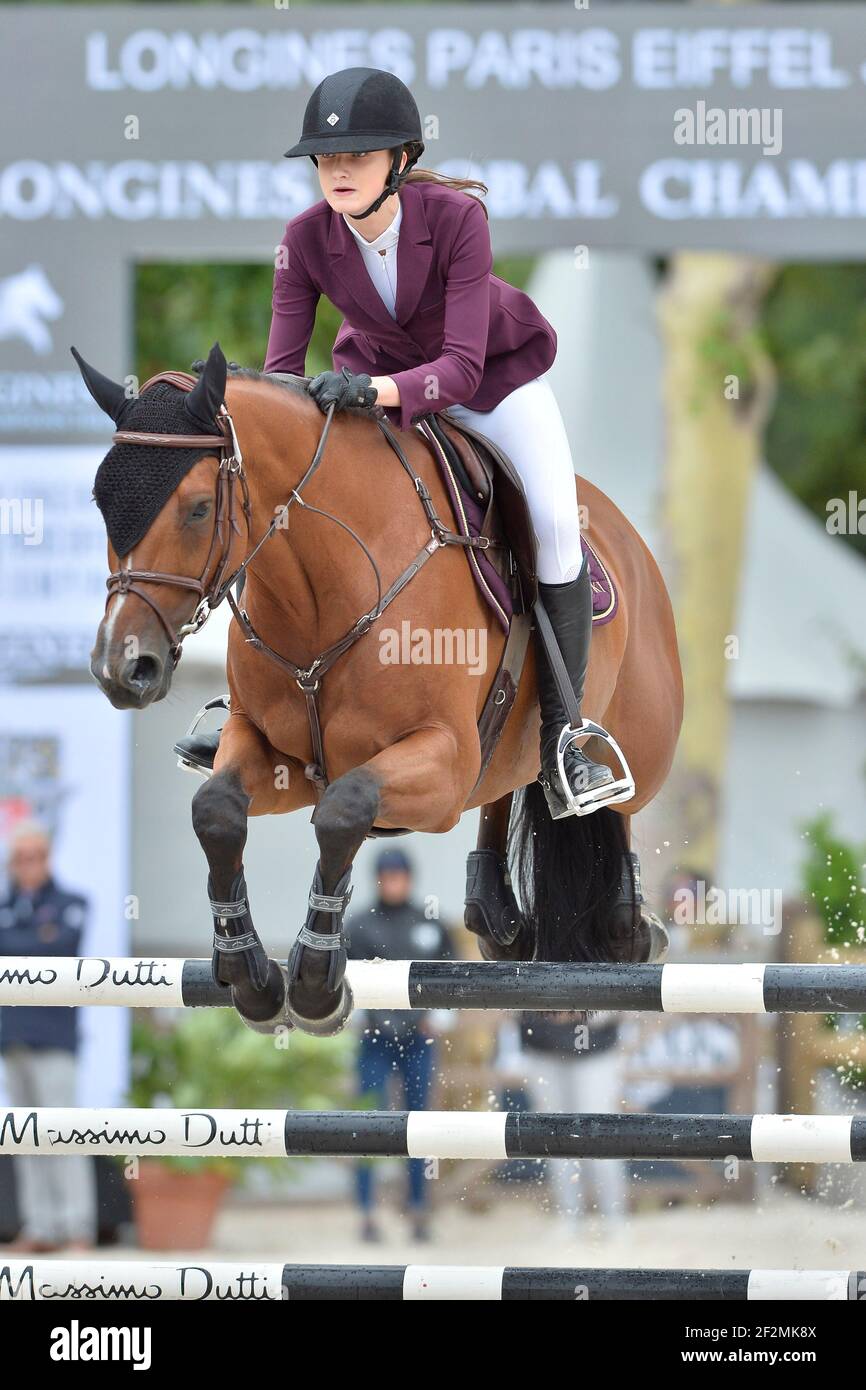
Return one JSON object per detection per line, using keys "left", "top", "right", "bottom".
{"left": 535, "top": 560, "right": 627, "bottom": 819}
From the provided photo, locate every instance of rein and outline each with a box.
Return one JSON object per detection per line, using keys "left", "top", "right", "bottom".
{"left": 108, "top": 370, "right": 492, "bottom": 792}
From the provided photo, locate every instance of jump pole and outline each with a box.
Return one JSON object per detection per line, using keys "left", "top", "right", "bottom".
{"left": 2, "top": 1108, "right": 865, "bottom": 1163}
{"left": 1, "top": 958, "right": 866, "bottom": 1013}
{"left": 1, "top": 1261, "right": 862, "bottom": 1301}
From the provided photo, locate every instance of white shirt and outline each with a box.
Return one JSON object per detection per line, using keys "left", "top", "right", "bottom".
{"left": 342, "top": 198, "right": 402, "bottom": 319}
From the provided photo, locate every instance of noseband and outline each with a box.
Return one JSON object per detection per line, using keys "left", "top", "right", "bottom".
{"left": 107, "top": 369, "right": 251, "bottom": 666}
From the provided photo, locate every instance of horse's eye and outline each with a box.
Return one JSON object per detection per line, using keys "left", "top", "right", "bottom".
{"left": 190, "top": 500, "right": 211, "bottom": 521}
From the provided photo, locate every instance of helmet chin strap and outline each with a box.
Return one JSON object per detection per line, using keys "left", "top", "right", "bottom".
{"left": 351, "top": 148, "right": 405, "bottom": 220}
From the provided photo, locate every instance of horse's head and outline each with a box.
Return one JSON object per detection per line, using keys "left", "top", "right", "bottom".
{"left": 73, "top": 341, "right": 249, "bottom": 709}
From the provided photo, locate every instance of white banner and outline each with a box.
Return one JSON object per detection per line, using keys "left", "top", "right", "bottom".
{"left": 0, "top": 445, "right": 110, "bottom": 683}
{"left": 0, "top": 686, "right": 130, "bottom": 1107}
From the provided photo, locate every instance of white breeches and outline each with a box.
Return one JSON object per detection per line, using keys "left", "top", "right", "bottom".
{"left": 445, "top": 375, "right": 584, "bottom": 585}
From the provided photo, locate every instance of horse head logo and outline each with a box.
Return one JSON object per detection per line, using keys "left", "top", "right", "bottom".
{"left": 0, "top": 265, "right": 63, "bottom": 355}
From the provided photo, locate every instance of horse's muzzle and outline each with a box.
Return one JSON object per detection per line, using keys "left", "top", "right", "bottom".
{"left": 90, "top": 646, "right": 169, "bottom": 709}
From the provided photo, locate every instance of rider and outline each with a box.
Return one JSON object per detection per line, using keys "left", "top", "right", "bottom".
{"left": 176, "top": 65, "right": 621, "bottom": 820}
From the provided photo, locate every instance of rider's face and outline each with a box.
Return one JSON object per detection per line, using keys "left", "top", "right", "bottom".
{"left": 316, "top": 148, "right": 407, "bottom": 218}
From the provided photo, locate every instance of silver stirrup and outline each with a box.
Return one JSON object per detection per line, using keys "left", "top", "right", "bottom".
{"left": 554, "top": 718, "right": 635, "bottom": 818}
{"left": 175, "top": 694, "right": 230, "bottom": 780}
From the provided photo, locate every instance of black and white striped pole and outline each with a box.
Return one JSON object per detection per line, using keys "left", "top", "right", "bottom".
{"left": 1, "top": 1260, "right": 863, "bottom": 1302}
{"left": 1, "top": 958, "right": 865, "bottom": 1013}
{"left": 2, "top": 1108, "right": 865, "bottom": 1163}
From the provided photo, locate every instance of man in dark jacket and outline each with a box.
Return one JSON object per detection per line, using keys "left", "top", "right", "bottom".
{"left": 0, "top": 820, "right": 94, "bottom": 1251}
{"left": 344, "top": 848, "right": 454, "bottom": 1243}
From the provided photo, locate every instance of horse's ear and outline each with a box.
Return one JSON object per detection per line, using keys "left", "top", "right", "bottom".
{"left": 184, "top": 341, "right": 227, "bottom": 430}
{"left": 70, "top": 346, "right": 133, "bottom": 425}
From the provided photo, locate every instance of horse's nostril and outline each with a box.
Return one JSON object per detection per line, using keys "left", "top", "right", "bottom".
{"left": 127, "top": 655, "right": 161, "bottom": 688}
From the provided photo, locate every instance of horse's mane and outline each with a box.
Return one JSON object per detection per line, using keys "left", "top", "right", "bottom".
{"left": 215, "top": 363, "right": 378, "bottom": 420}
{"left": 224, "top": 364, "right": 308, "bottom": 399}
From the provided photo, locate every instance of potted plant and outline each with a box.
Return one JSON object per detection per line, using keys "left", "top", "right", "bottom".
{"left": 127, "top": 1006, "right": 351, "bottom": 1250}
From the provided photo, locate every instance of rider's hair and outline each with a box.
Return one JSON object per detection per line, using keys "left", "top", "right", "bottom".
{"left": 399, "top": 143, "right": 489, "bottom": 220}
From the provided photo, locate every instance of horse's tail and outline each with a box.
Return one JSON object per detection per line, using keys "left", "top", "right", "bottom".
{"left": 507, "top": 781, "right": 635, "bottom": 962}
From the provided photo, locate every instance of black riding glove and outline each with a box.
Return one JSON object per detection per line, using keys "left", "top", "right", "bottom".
{"left": 308, "top": 366, "right": 378, "bottom": 414}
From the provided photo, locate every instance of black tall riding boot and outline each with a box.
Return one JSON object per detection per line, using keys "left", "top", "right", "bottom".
{"left": 536, "top": 558, "right": 617, "bottom": 819}
{"left": 173, "top": 695, "right": 228, "bottom": 777}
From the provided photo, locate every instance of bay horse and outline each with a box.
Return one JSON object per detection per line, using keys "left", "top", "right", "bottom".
{"left": 76, "top": 341, "right": 683, "bottom": 1036}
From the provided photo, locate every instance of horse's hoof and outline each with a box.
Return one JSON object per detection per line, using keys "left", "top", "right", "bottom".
{"left": 236, "top": 1006, "right": 296, "bottom": 1038}
{"left": 284, "top": 979, "right": 354, "bottom": 1037}
{"left": 639, "top": 912, "right": 670, "bottom": 964}
{"left": 476, "top": 920, "right": 535, "bottom": 963}
{"left": 232, "top": 963, "right": 295, "bottom": 1035}
{"left": 478, "top": 934, "right": 511, "bottom": 962}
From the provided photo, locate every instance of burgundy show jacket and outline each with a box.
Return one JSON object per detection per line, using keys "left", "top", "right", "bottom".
{"left": 263, "top": 179, "right": 557, "bottom": 432}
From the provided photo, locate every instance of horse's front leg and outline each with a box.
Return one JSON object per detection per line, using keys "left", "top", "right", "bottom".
{"left": 191, "top": 713, "right": 310, "bottom": 1029}
{"left": 286, "top": 725, "right": 475, "bottom": 1035}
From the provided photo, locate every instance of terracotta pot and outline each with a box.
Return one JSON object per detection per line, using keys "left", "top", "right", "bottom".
{"left": 131, "top": 1163, "right": 231, "bottom": 1251}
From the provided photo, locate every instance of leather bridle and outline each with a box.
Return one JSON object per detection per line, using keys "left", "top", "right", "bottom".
{"left": 107, "top": 369, "right": 251, "bottom": 666}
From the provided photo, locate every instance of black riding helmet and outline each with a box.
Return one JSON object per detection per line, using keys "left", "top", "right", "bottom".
{"left": 284, "top": 66, "right": 424, "bottom": 219}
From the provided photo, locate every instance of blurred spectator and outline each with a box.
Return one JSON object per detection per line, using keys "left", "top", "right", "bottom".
{"left": 519, "top": 1006, "right": 627, "bottom": 1231}
{"left": 0, "top": 819, "right": 95, "bottom": 1251}
{"left": 344, "top": 848, "right": 454, "bottom": 1243}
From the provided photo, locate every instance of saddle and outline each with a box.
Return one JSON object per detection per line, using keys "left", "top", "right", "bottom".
{"left": 416, "top": 411, "right": 618, "bottom": 632}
